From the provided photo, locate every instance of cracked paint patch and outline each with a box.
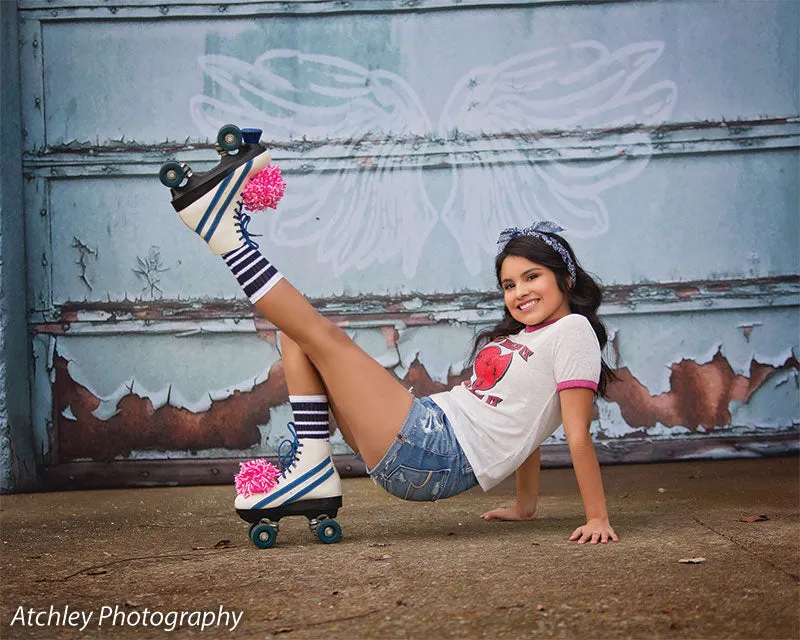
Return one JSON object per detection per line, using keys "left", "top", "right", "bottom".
{"left": 133, "top": 247, "right": 169, "bottom": 300}
{"left": 398, "top": 356, "right": 470, "bottom": 397}
{"left": 52, "top": 347, "right": 471, "bottom": 460}
{"left": 48, "top": 328, "right": 798, "bottom": 463}
{"left": 605, "top": 308, "right": 799, "bottom": 395}
{"left": 54, "top": 354, "right": 289, "bottom": 460}
{"left": 71, "top": 236, "right": 98, "bottom": 291}
{"left": 606, "top": 349, "right": 800, "bottom": 431}
{"left": 737, "top": 321, "right": 762, "bottom": 342}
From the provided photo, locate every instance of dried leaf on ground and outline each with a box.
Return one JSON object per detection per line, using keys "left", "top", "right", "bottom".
{"left": 271, "top": 627, "right": 294, "bottom": 634}
{"left": 678, "top": 557, "right": 706, "bottom": 564}
{"left": 739, "top": 513, "right": 769, "bottom": 523}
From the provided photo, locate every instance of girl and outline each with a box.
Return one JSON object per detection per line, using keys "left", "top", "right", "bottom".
{"left": 163, "top": 131, "right": 618, "bottom": 546}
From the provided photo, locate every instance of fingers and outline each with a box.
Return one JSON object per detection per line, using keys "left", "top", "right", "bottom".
{"left": 570, "top": 526, "right": 620, "bottom": 544}
{"left": 570, "top": 528, "right": 595, "bottom": 544}
{"left": 480, "top": 507, "right": 531, "bottom": 521}
{"left": 577, "top": 530, "right": 598, "bottom": 545}
{"left": 597, "top": 527, "right": 619, "bottom": 543}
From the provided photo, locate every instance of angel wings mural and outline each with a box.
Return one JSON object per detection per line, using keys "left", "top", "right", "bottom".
{"left": 190, "top": 41, "right": 677, "bottom": 277}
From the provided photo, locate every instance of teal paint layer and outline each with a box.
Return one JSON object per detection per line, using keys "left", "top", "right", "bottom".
{"left": 0, "top": 0, "right": 36, "bottom": 492}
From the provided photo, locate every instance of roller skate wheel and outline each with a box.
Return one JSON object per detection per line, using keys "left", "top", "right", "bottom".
{"left": 250, "top": 523, "right": 278, "bottom": 549}
{"left": 158, "top": 161, "right": 185, "bottom": 188}
{"left": 241, "top": 128, "right": 263, "bottom": 144}
{"left": 217, "top": 124, "right": 243, "bottom": 152}
{"left": 316, "top": 519, "right": 342, "bottom": 544}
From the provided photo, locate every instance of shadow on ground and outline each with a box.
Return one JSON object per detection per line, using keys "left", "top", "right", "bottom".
{"left": 1, "top": 458, "right": 798, "bottom": 639}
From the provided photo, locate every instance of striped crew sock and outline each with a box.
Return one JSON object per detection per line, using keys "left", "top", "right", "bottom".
{"left": 222, "top": 245, "right": 283, "bottom": 304}
{"left": 290, "top": 395, "right": 330, "bottom": 441}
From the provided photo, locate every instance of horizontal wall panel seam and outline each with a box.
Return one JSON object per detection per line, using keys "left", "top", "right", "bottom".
{"left": 21, "top": 121, "right": 800, "bottom": 175}
{"left": 28, "top": 277, "right": 800, "bottom": 334}
{"left": 18, "top": 0, "right": 647, "bottom": 20}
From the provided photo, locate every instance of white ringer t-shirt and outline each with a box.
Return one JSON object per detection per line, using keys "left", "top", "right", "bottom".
{"left": 430, "top": 314, "right": 601, "bottom": 491}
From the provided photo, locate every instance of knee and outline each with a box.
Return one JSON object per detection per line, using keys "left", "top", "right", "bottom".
{"left": 285, "top": 322, "right": 352, "bottom": 360}
{"left": 310, "top": 322, "right": 353, "bottom": 356}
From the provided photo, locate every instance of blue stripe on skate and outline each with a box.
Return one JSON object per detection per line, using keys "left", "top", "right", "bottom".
{"left": 203, "top": 159, "right": 252, "bottom": 242}
{"left": 252, "top": 458, "right": 332, "bottom": 509}
{"left": 195, "top": 170, "right": 234, "bottom": 236}
{"left": 284, "top": 467, "right": 335, "bottom": 505}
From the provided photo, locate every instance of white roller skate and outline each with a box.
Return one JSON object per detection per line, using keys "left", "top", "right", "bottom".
{"left": 235, "top": 426, "right": 343, "bottom": 548}
{"left": 158, "top": 124, "right": 271, "bottom": 255}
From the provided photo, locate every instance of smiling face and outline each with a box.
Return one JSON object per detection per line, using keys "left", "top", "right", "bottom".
{"left": 500, "top": 255, "right": 571, "bottom": 326}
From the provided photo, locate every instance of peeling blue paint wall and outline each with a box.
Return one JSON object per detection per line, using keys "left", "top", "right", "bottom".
{"left": 7, "top": 0, "right": 800, "bottom": 489}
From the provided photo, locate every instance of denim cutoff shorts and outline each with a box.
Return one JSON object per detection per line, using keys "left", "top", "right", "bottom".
{"left": 367, "top": 397, "right": 478, "bottom": 501}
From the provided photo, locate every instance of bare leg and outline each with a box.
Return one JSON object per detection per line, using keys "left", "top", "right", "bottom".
{"left": 259, "top": 279, "right": 412, "bottom": 468}
{"left": 280, "top": 333, "right": 361, "bottom": 453}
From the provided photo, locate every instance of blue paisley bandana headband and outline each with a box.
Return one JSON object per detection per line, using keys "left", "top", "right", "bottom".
{"left": 496, "top": 221, "right": 578, "bottom": 282}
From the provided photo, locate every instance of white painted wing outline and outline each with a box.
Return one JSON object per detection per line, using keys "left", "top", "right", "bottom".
{"left": 190, "top": 50, "right": 437, "bottom": 277}
{"left": 191, "top": 42, "right": 677, "bottom": 277}
{"left": 439, "top": 41, "right": 677, "bottom": 273}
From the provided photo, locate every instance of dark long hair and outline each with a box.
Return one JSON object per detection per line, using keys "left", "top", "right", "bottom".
{"left": 469, "top": 233, "right": 616, "bottom": 397}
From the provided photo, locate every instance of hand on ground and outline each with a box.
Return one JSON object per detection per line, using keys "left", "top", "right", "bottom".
{"left": 569, "top": 519, "right": 619, "bottom": 544}
{"left": 479, "top": 505, "right": 536, "bottom": 521}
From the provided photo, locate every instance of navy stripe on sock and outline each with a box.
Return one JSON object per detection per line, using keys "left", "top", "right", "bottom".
{"left": 243, "top": 265, "right": 278, "bottom": 298}
{"left": 292, "top": 399, "right": 330, "bottom": 440}
{"left": 223, "top": 246, "right": 282, "bottom": 304}
{"left": 291, "top": 402, "right": 329, "bottom": 412}
{"left": 229, "top": 251, "right": 260, "bottom": 276}
{"left": 222, "top": 245, "right": 249, "bottom": 262}
{"left": 238, "top": 257, "right": 270, "bottom": 284}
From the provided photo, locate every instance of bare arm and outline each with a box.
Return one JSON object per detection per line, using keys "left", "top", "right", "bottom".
{"left": 480, "top": 447, "right": 540, "bottom": 521}
{"left": 560, "top": 387, "right": 619, "bottom": 544}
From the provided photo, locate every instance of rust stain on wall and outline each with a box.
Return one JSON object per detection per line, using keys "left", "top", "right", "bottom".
{"left": 607, "top": 350, "right": 799, "bottom": 431}
{"left": 53, "top": 353, "right": 473, "bottom": 461}
{"left": 54, "top": 355, "right": 289, "bottom": 460}
{"left": 53, "top": 345, "right": 798, "bottom": 461}
{"left": 401, "top": 357, "right": 470, "bottom": 397}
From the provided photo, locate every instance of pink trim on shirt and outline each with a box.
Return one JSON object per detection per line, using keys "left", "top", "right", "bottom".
{"left": 557, "top": 379, "right": 598, "bottom": 392}
{"left": 524, "top": 315, "right": 569, "bottom": 333}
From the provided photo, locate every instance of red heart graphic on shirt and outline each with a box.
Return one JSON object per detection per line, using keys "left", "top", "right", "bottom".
{"left": 471, "top": 345, "right": 513, "bottom": 391}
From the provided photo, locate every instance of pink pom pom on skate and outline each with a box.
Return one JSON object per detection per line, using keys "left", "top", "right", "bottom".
{"left": 242, "top": 164, "right": 286, "bottom": 212}
{"left": 234, "top": 459, "right": 280, "bottom": 498}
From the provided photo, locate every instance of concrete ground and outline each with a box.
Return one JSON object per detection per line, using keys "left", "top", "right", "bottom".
{"left": 1, "top": 458, "right": 798, "bottom": 640}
